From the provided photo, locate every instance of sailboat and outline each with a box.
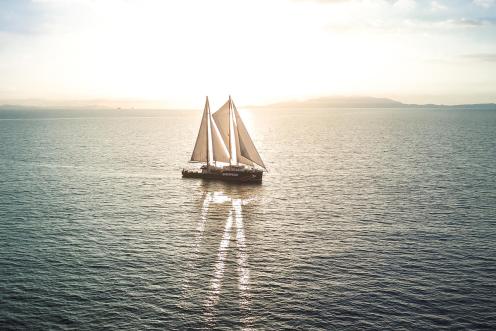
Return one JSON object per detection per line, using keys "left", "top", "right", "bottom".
{"left": 182, "top": 96, "right": 266, "bottom": 183}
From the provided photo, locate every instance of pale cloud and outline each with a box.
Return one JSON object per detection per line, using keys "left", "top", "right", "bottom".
{"left": 444, "top": 18, "right": 484, "bottom": 27}
{"left": 473, "top": 0, "right": 495, "bottom": 8}
{"left": 463, "top": 53, "right": 496, "bottom": 62}
{"left": 430, "top": 0, "right": 447, "bottom": 11}
{"left": 393, "top": 0, "right": 417, "bottom": 11}
{"left": 0, "top": 0, "right": 46, "bottom": 34}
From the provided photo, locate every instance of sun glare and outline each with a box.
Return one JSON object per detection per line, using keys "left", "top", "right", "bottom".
{"left": 1, "top": 0, "right": 495, "bottom": 106}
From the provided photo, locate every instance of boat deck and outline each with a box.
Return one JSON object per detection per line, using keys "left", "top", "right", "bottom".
{"left": 182, "top": 167, "right": 263, "bottom": 183}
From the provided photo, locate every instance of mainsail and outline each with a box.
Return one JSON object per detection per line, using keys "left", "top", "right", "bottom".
{"left": 212, "top": 97, "right": 266, "bottom": 169}
{"left": 212, "top": 100, "right": 230, "bottom": 151}
{"left": 210, "top": 113, "right": 230, "bottom": 163}
{"left": 190, "top": 97, "right": 230, "bottom": 164}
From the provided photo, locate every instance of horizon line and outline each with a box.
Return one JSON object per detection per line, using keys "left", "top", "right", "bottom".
{"left": 1, "top": 95, "right": 496, "bottom": 110}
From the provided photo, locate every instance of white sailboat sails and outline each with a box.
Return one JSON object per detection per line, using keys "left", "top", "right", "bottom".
{"left": 212, "top": 96, "right": 266, "bottom": 169}
{"left": 191, "top": 96, "right": 266, "bottom": 170}
{"left": 190, "top": 97, "right": 230, "bottom": 164}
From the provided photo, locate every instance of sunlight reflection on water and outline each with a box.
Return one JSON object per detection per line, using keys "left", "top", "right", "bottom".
{"left": 195, "top": 191, "right": 253, "bottom": 327}
{"left": 205, "top": 208, "right": 233, "bottom": 316}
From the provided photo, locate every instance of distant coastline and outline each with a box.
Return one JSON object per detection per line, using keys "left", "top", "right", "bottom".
{"left": 261, "top": 96, "right": 496, "bottom": 110}
{"left": 1, "top": 96, "right": 496, "bottom": 113}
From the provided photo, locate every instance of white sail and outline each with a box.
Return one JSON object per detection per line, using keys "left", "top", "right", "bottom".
{"left": 233, "top": 114, "right": 254, "bottom": 166}
{"left": 210, "top": 114, "right": 230, "bottom": 163}
{"left": 190, "top": 98, "right": 209, "bottom": 162}
{"left": 213, "top": 97, "right": 240, "bottom": 164}
{"left": 212, "top": 100, "right": 230, "bottom": 150}
{"left": 212, "top": 97, "right": 265, "bottom": 168}
{"left": 233, "top": 105, "right": 266, "bottom": 169}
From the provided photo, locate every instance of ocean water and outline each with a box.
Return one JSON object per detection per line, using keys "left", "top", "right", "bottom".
{"left": 0, "top": 107, "right": 495, "bottom": 330}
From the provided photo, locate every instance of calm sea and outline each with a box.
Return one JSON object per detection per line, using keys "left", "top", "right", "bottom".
{"left": 0, "top": 107, "right": 495, "bottom": 330}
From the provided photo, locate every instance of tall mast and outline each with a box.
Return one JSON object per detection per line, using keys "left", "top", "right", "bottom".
{"left": 206, "top": 96, "right": 210, "bottom": 168}
{"left": 231, "top": 97, "right": 239, "bottom": 166}
{"left": 228, "top": 95, "right": 232, "bottom": 166}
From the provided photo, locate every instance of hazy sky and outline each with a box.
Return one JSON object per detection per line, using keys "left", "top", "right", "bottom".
{"left": 0, "top": 0, "right": 495, "bottom": 107}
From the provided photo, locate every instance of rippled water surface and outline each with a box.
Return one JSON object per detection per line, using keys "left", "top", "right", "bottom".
{"left": 1, "top": 107, "right": 495, "bottom": 330}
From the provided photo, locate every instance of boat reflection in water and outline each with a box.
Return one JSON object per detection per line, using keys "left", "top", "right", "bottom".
{"left": 181, "top": 181, "right": 263, "bottom": 327}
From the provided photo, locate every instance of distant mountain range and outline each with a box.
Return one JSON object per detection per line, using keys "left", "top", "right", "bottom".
{"left": 264, "top": 96, "right": 496, "bottom": 109}
{"left": 1, "top": 96, "right": 496, "bottom": 112}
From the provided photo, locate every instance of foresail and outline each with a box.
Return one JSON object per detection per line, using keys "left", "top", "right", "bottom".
{"left": 190, "top": 100, "right": 209, "bottom": 162}
{"left": 234, "top": 106, "right": 266, "bottom": 169}
{"left": 210, "top": 115, "right": 230, "bottom": 163}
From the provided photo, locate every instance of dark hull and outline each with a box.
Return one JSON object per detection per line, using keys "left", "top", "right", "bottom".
{"left": 182, "top": 168, "right": 263, "bottom": 184}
